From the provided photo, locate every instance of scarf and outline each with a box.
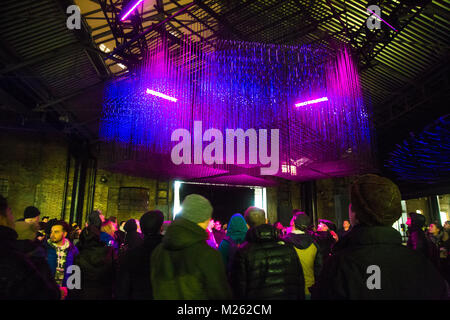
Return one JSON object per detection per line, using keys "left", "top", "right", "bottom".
{"left": 48, "top": 238, "right": 70, "bottom": 286}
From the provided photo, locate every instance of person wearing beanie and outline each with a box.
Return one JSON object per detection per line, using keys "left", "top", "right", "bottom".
{"left": 117, "top": 210, "right": 164, "bottom": 299}
{"left": 218, "top": 213, "right": 248, "bottom": 274}
{"left": 284, "top": 213, "right": 323, "bottom": 299}
{"left": 21, "top": 206, "right": 41, "bottom": 232}
{"left": 230, "top": 206, "right": 305, "bottom": 300}
{"left": 150, "top": 194, "right": 232, "bottom": 299}
{"left": 312, "top": 174, "right": 448, "bottom": 300}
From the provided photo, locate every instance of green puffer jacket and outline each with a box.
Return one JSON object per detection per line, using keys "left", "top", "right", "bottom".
{"left": 151, "top": 217, "right": 232, "bottom": 300}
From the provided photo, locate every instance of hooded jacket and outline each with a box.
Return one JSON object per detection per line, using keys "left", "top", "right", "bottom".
{"left": 310, "top": 230, "right": 336, "bottom": 260}
{"left": 218, "top": 214, "right": 248, "bottom": 271}
{"left": 72, "top": 225, "right": 116, "bottom": 300}
{"left": 284, "top": 230, "right": 323, "bottom": 295}
{"left": 150, "top": 217, "right": 232, "bottom": 300}
{"left": 0, "top": 226, "right": 60, "bottom": 300}
{"left": 230, "top": 224, "right": 305, "bottom": 300}
{"left": 312, "top": 225, "right": 448, "bottom": 300}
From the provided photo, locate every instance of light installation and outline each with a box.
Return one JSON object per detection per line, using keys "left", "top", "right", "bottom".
{"left": 295, "top": 97, "right": 329, "bottom": 107}
{"left": 120, "top": 0, "right": 144, "bottom": 21}
{"left": 146, "top": 89, "right": 177, "bottom": 102}
{"left": 100, "top": 33, "right": 373, "bottom": 185}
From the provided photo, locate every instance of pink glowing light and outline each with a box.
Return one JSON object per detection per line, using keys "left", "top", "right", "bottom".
{"left": 120, "top": 0, "right": 144, "bottom": 21}
{"left": 367, "top": 8, "right": 398, "bottom": 32}
{"left": 295, "top": 97, "right": 328, "bottom": 107}
{"left": 146, "top": 89, "right": 178, "bottom": 102}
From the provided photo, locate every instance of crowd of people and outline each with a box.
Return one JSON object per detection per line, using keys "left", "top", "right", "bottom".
{"left": 0, "top": 174, "right": 449, "bottom": 300}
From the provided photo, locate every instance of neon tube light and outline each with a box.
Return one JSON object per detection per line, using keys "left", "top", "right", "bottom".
{"left": 367, "top": 8, "right": 398, "bottom": 32}
{"left": 174, "top": 181, "right": 182, "bottom": 217}
{"left": 146, "top": 89, "right": 178, "bottom": 102}
{"left": 120, "top": 0, "right": 144, "bottom": 21}
{"left": 295, "top": 97, "right": 328, "bottom": 107}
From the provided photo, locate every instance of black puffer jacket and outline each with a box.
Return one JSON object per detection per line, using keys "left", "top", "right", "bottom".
{"left": 230, "top": 224, "right": 305, "bottom": 300}
{"left": 312, "top": 225, "right": 448, "bottom": 300}
{"left": 72, "top": 225, "right": 117, "bottom": 300}
{"left": 0, "top": 226, "right": 60, "bottom": 300}
{"left": 117, "top": 234, "right": 163, "bottom": 299}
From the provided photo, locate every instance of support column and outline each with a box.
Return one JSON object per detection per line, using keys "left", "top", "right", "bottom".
{"left": 301, "top": 180, "right": 317, "bottom": 227}
{"left": 428, "top": 195, "right": 441, "bottom": 225}
{"left": 68, "top": 139, "right": 96, "bottom": 226}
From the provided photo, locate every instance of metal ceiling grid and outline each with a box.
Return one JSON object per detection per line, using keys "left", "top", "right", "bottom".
{"left": 0, "top": 0, "right": 110, "bottom": 140}
{"left": 1, "top": 0, "right": 449, "bottom": 141}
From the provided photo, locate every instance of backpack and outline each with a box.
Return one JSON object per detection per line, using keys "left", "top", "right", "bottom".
{"left": 223, "top": 236, "right": 243, "bottom": 274}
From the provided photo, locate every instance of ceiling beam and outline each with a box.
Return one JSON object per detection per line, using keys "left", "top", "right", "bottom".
{"left": 170, "top": 0, "right": 219, "bottom": 38}
{"left": 194, "top": 0, "right": 248, "bottom": 40}
{"left": 106, "top": 1, "right": 197, "bottom": 61}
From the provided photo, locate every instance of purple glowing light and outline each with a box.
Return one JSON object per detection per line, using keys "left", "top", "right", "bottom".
{"left": 295, "top": 97, "right": 328, "bottom": 107}
{"left": 101, "top": 40, "right": 372, "bottom": 184}
{"left": 120, "top": 0, "right": 144, "bottom": 21}
{"left": 146, "top": 89, "right": 178, "bottom": 102}
{"left": 367, "top": 8, "right": 398, "bottom": 32}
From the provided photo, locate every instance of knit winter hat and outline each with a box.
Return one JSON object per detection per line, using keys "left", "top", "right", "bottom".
{"left": 350, "top": 174, "right": 402, "bottom": 226}
{"left": 180, "top": 194, "right": 213, "bottom": 223}
{"left": 24, "top": 206, "right": 40, "bottom": 219}
{"left": 294, "top": 213, "right": 312, "bottom": 231}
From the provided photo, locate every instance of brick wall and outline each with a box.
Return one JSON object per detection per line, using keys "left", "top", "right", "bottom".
{"left": 92, "top": 169, "right": 172, "bottom": 223}
{"left": 316, "top": 176, "right": 355, "bottom": 224}
{"left": 0, "top": 130, "right": 68, "bottom": 221}
{"left": 0, "top": 130, "right": 168, "bottom": 225}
